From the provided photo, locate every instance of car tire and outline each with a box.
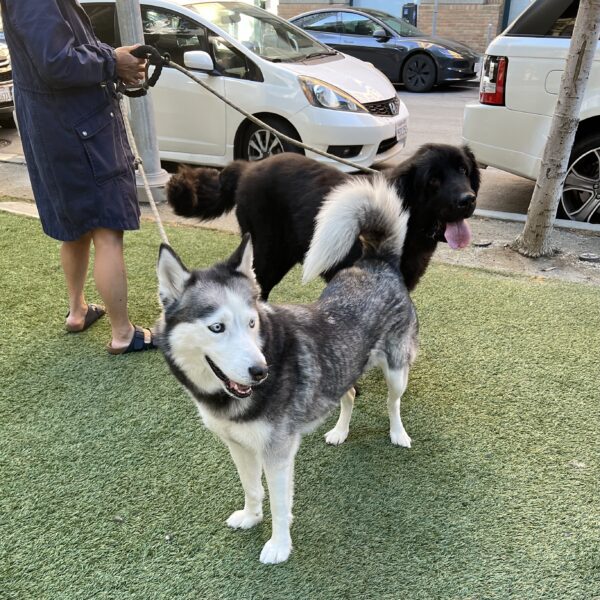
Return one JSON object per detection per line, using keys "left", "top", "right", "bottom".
{"left": 240, "top": 117, "right": 303, "bottom": 162}
{"left": 561, "top": 132, "right": 600, "bottom": 223}
{"left": 0, "top": 113, "right": 16, "bottom": 129}
{"left": 402, "top": 54, "right": 436, "bottom": 93}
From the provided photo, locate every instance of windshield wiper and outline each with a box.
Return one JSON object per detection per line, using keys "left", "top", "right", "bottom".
{"left": 301, "top": 51, "right": 337, "bottom": 60}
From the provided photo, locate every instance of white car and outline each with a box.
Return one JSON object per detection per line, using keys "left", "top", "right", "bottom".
{"left": 80, "top": 0, "right": 409, "bottom": 171}
{"left": 462, "top": 0, "right": 600, "bottom": 222}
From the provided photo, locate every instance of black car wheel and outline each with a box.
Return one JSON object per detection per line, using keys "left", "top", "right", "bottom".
{"left": 240, "top": 117, "right": 303, "bottom": 162}
{"left": 402, "top": 54, "right": 436, "bottom": 93}
{"left": 561, "top": 132, "right": 600, "bottom": 223}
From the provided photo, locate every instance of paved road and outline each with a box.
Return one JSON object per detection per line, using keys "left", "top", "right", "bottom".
{"left": 0, "top": 84, "right": 535, "bottom": 214}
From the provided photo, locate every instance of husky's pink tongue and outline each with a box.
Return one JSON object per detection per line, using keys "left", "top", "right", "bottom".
{"left": 445, "top": 220, "right": 472, "bottom": 249}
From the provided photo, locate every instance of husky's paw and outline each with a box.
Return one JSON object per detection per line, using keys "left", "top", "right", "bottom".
{"left": 390, "top": 429, "right": 412, "bottom": 448}
{"left": 260, "top": 538, "right": 292, "bottom": 565}
{"left": 226, "top": 509, "right": 263, "bottom": 530}
{"left": 325, "top": 428, "right": 349, "bottom": 446}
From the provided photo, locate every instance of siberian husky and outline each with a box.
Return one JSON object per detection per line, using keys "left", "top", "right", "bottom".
{"left": 156, "top": 175, "right": 418, "bottom": 564}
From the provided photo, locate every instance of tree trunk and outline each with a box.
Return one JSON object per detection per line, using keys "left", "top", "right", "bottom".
{"left": 511, "top": 0, "right": 600, "bottom": 258}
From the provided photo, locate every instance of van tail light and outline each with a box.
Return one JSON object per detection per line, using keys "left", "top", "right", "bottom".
{"left": 480, "top": 56, "right": 507, "bottom": 106}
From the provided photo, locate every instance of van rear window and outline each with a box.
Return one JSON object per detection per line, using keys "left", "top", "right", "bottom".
{"left": 506, "top": 0, "right": 578, "bottom": 38}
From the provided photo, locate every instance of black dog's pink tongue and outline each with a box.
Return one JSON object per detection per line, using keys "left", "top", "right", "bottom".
{"left": 445, "top": 220, "right": 472, "bottom": 249}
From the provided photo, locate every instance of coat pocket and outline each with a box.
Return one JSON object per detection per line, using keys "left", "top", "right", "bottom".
{"left": 75, "top": 104, "right": 129, "bottom": 184}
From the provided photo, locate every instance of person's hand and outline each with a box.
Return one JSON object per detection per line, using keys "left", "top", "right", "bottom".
{"left": 115, "top": 44, "right": 147, "bottom": 86}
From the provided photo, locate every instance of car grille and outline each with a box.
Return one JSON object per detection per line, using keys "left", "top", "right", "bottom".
{"left": 377, "top": 137, "right": 398, "bottom": 155}
{"left": 364, "top": 97, "right": 399, "bottom": 117}
{"left": 0, "top": 71, "right": 12, "bottom": 83}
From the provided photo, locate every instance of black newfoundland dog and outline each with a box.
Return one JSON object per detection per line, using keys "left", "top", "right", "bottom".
{"left": 167, "top": 144, "right": 480, "bottom": 300}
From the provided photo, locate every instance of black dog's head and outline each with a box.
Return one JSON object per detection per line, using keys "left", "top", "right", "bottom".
{"left": 391, "top": 143, "right": 480, "bottom": 248}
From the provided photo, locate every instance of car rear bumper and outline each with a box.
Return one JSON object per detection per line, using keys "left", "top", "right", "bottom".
{"left": 294, "top": 101, "right": 410, "bottom": 172}
{"left": 462, "top": 102, "right": 552, "bottom": 180}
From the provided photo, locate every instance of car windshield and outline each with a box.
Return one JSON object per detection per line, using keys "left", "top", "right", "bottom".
{"left": 361, "top": 9, "right": 423, "bottom": 37}
{"left": 187, "top": 2, "right": 335, "bottom": 62}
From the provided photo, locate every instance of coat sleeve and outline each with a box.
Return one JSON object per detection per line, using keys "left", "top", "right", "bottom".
{"left": 3, "top": 0, "right": 117, "bottom": 89}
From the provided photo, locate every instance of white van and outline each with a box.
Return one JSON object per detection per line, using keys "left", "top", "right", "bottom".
{"left": 80, "top": 0, "right": 409, "bottom": 171}
{"left": 462, "top": 0, "right": 600, "bottom": 222}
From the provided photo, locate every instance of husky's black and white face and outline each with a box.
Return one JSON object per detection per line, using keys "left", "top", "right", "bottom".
{"left": 157, "top": 235, "right": 268, "bottom": 399}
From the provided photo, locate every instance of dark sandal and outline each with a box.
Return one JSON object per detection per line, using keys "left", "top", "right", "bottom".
{"left": 107, "top": 326, "right": 156, "bottom": 355}
{"left": 65, "top": 304, "right": 106, "bottom": 333}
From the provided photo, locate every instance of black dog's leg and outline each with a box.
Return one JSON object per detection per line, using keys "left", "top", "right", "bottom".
{"left": 254, "top": 245, "right": 298, "bottom": 301}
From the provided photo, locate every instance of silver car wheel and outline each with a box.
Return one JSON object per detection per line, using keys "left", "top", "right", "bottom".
{"left": 562, "top": 147, "right": 600, "bottom": 222}
{"left": 247, "top": 129, "right": 285, "bottom": 161}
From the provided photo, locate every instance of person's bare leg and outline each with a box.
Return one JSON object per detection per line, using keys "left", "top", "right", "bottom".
{"left": 62, "top": 232, "right": 92, "bottom": 330}
{"left": 91, "top": 228, "right": 134, "bottom": 350}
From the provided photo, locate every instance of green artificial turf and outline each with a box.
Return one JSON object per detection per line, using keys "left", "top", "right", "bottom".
{"left": 1, "top": 212, "right": 598, "bottom": 600}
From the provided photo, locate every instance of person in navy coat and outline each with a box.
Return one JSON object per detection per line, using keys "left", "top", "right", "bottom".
{"left": 1, "top": 0, "right": 156, "bottom": 353}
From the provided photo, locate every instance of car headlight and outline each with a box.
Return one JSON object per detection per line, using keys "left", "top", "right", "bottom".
{"left": 299, "top": 76, "right": 367, "bottom": 113}
{"left": 439, "top": 48, "right": 464, "bottom": 60}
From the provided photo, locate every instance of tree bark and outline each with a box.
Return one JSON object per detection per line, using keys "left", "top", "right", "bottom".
{"left": 512, "top": 0, "right": 600, "bottom": 258}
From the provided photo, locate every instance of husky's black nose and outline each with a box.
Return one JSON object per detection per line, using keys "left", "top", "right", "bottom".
{"left": 457, "top": 192, "right": 477, "bottom": 210}
{"left": 249, "top": 365, "right": 268, "bottom": 382}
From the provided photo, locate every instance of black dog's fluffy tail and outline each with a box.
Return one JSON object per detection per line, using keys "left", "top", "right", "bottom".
{"left": 166, "top": 161, "right": 248, "bottom": 220}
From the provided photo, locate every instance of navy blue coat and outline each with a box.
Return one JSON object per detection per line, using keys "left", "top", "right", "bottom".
{"left": 0, "top": 0, "right": 139, "bottom": 241}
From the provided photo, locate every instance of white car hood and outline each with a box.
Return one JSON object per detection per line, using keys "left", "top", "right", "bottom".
{"left": 284, "top": 55, "right": 397, "bottom": 104}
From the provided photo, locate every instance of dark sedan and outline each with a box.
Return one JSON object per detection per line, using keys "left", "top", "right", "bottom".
{"left": 290, "top": 7, "right": 479, "bottom": 92}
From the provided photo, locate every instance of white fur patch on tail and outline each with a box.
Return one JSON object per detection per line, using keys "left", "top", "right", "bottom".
{"left": 302, "top": 175, "right": 409, "bottom": 283}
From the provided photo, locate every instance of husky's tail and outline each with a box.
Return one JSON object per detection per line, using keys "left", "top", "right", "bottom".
{"left": 166, "top": 161, "right": 249, "bottom": 220}
{"left": 303, "top": 175, "right": 409, "bottom": 283}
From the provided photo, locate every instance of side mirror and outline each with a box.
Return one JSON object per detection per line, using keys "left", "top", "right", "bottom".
{"left": 372, "top": 28, "right": 389, "bottom": 40}
{"left": 183, "top": 50, "right": 215, "bottom": 72}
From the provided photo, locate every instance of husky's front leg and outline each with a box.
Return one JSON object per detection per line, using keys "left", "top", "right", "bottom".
{"left": 226, "top": 441, "right": 264, "bottom": 529}
{"left": 384, "top": 365, "right": 412, "bottom": 448}
{"left": 325, "top": 388, "right": 356, "bottom": 445}
{"left": 260, "top": 438, "right": 299, "bottom": 564}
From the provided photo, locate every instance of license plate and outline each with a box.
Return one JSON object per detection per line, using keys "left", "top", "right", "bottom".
{"left": 396, "top": 121, "right": 408, "bottom": 143}
{"left": 0, "top": 85, "right": 12, "bottom": 104}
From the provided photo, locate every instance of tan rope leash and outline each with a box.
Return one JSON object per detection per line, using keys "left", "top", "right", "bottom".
{"left": 119, "top": 96, "right": 170, "bottom": 246}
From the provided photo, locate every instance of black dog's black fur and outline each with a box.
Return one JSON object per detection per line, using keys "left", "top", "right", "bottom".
{"left": 167, "top": 144, "right": 480, "bottom": 300}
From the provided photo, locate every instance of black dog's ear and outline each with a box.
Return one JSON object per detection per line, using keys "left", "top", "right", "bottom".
{"left": 463, "top": 144, "right": 481, "bottom": 195}
{"left": 398, "top": 155, "right": 431, "bottom": 209}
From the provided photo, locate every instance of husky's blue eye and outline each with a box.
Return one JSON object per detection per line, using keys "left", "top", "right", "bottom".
{"left": 249, "top": 319, "right": 256, "bottom": 328}
{"left": 208, "top": 323, "right": 225, "bottom": 333}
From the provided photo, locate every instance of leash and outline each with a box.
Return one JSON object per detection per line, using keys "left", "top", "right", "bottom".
{"left": 121, "top": 45, "right": 379, "bottom": 175}
{"left": 119, "top": 93, "right": 170, "bottom": 246}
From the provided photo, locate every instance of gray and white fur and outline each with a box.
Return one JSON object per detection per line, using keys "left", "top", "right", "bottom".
{"left": 156, "top": 175, "right": 418, "bottom": 565}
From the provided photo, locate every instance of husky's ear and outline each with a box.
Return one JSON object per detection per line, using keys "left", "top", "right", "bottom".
{"left": 157, "top": 244, "right": 190, "bottom": 308}
{"left": 228, "top": 234, "right": 255, "bottom": 281}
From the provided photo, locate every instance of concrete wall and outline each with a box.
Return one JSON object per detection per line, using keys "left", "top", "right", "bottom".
{"left": 418, "top": 0, "right": 505, "bottom": 52}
